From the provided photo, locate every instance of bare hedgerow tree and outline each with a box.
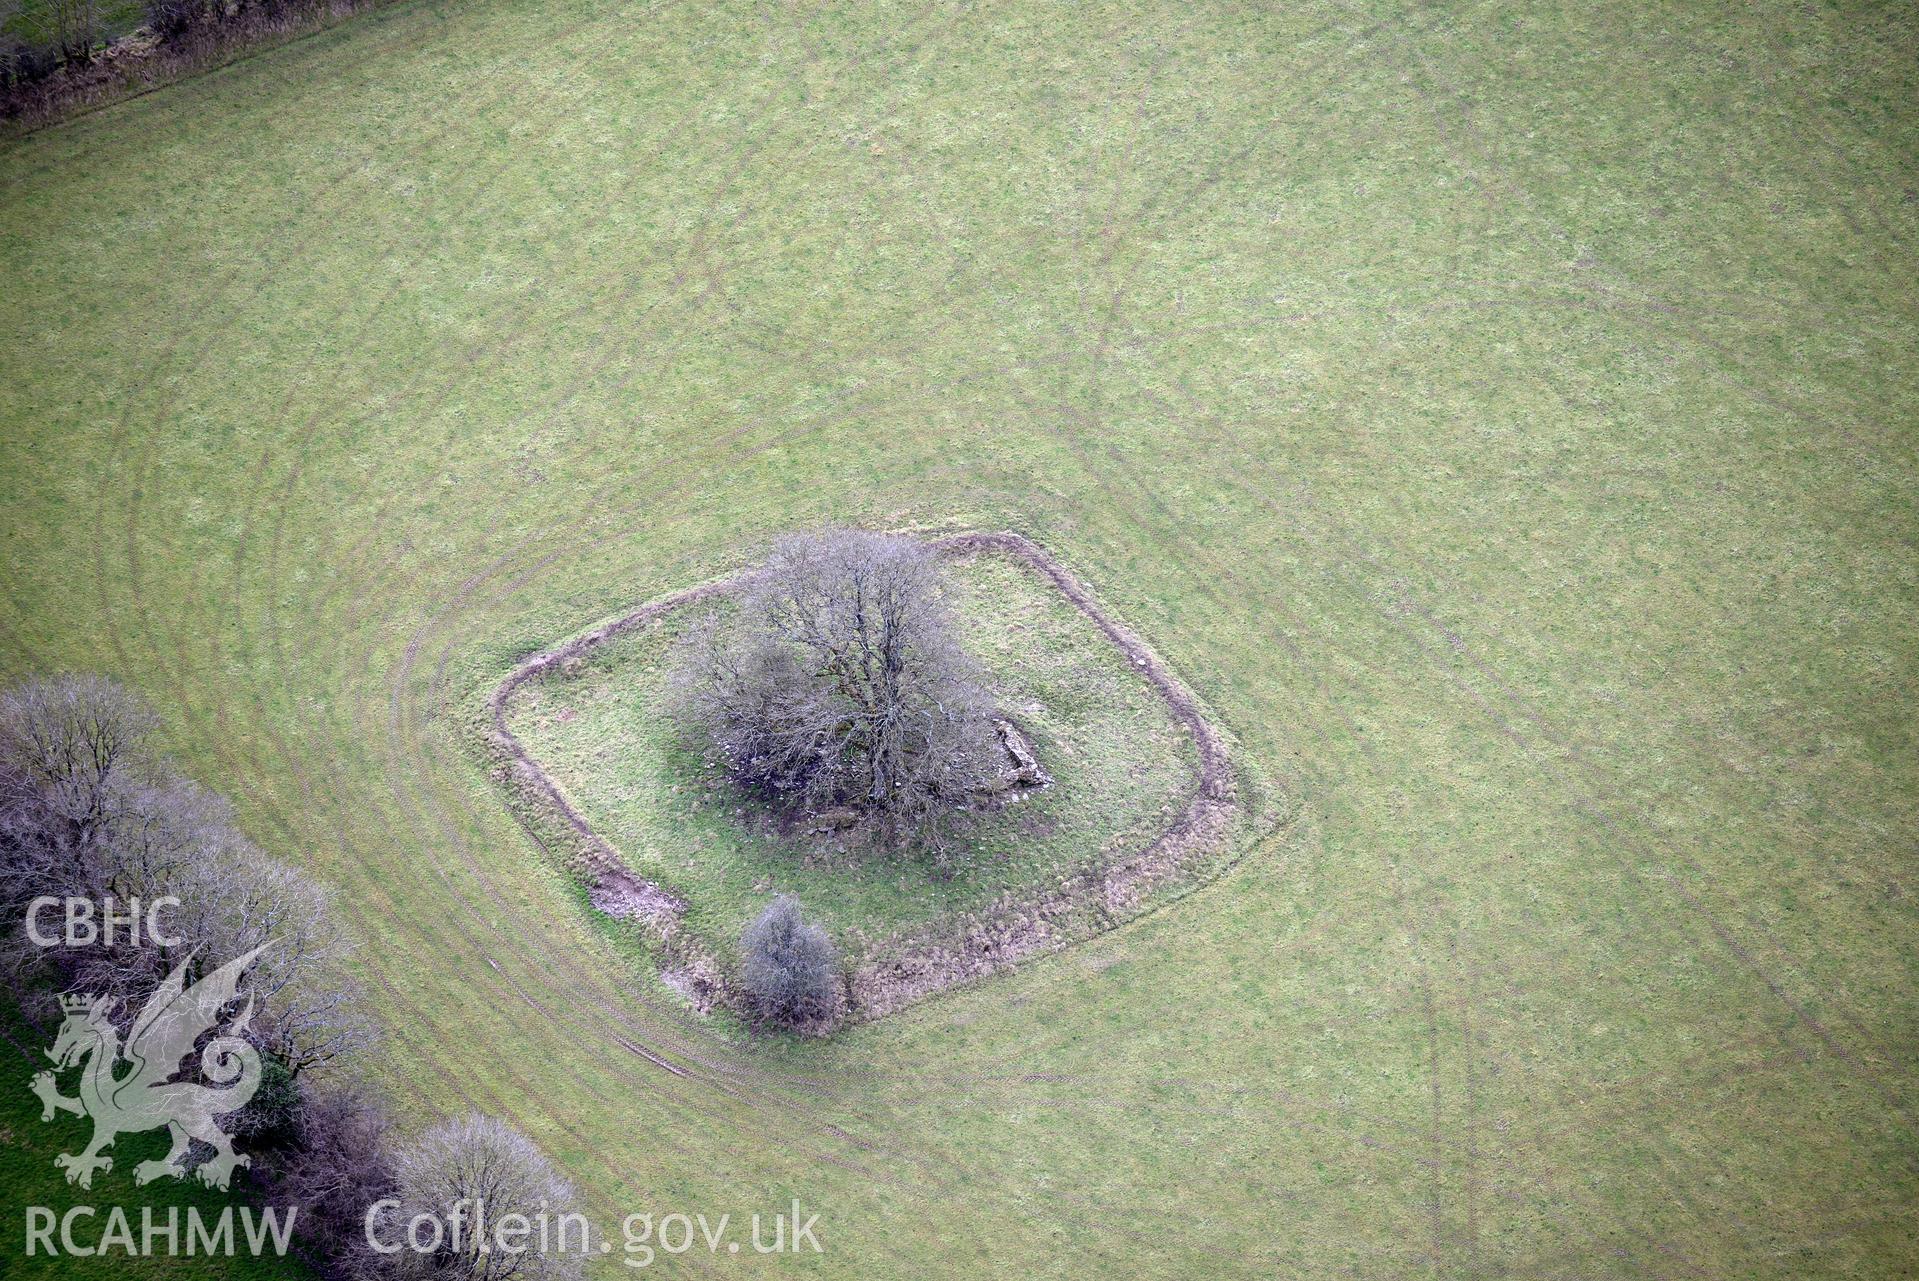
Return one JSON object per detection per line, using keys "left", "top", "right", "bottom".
{"left": 386, "top": 1113, "right": 587, "bottom": 1281}
{"left": 0, "top": 674, "right": 367, "bottom": 1079}
{"left": 0, "top": 673, "right": 164, "bottom": 906}
{"left": 0, "top": 674, "right": 184, "bottom": 1009}
{"left": 673, "top": 529, "right": 1002, "bottom": 853}
{"left": 34, "top": 0, "right": 99, "bottom": 64}
{"left": 176, "top": 845, "right": 371, "bottom": 1077}
{"left": 740, "top": 895, "right": 837, "bottom": 1029}
{"left": 255, "top": 1080, "right": 399, "bottom": 1281}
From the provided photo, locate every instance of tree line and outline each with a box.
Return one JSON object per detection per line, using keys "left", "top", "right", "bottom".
{"left": 0, "top": 673, "right": 585, "bottom": 1281}
{"left": 2, "top": 0, "right": 392, "bottom": 128}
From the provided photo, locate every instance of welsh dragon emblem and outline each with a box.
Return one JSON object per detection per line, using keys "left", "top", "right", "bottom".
{"left": 29, "top": 945, "right": 268, "bottom": 1190}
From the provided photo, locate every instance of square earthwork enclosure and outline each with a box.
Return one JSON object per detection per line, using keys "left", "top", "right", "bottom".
{"left": 486, "top": 532, "right": 1281, "bottom": 1025}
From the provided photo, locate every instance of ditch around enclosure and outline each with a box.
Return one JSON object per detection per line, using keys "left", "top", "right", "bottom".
{"left": 485, "top": 531, "right": 1284, "bottom": 1027}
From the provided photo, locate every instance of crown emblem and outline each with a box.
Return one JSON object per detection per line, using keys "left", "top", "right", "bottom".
{"left": 58, "top": 993, "right": 95, "bottom": 1015}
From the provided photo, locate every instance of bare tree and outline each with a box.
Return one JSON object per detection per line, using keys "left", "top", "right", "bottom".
{"left": 673, "top": 530, "right": 1002, "bottom": 852}
{"left": 0, "top": 674, "right": 184, "bottom": 1010}
{"left": 255, "top": 1080, "right": 399, "bottom": 1281}
{"left": 175, "top": 844, "right": 371, "bottom": 1077}
{"left": 33, "top": 0, "right": 99, "bottom": 64}
{"left": 740, "top": 895, "right": 837, "bottom": 1030}
{"left": 0, "top": 673, "right": 163, "bottom": 904}
{"left": 387, "top": 1114, "right": 587, "bottom": 1281}
{"left": 0, "top": 674, "right": 368, "bottom": 1078}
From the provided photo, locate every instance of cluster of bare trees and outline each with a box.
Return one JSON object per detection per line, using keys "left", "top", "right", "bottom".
{"left": 0, "top": 674, "right": 585, "bottom": 1278}
{"left": 2, "top": 0, "right": 102, "bottom": 72}
{"left": 673, "top": 529, "right": 1004, "bottom": 857}
{"left": 3, "top": 0, "right": 389, "bottom": 115}
{"left": 0, "top": 674, "right": 367, "bottom": 1076}
{"left": 261, "top": 1080, "right": 402, "bottom": 1278}
{"left": 258, "top": 1098, "right": 586, "bottom": 1281}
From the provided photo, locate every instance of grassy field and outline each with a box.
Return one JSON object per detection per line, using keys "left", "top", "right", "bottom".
{"left": 504, "top": 548, "right": 1205, "bottom": 963}
{"left": 1, "top": 0, "right": 1915, "bottom": 1276}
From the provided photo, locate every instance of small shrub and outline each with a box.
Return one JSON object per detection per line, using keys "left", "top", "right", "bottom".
{"left": 141, "top": 0, "right": 203, "bottom": 38}
{"left": 229, "top": 1053, "right": 303, "bottom": 1151}
{"left": 3, "top": 43, "right": 60, "bottom": 90}
{"left": 740, "top": 895, "right": 837, "bottom": 1029}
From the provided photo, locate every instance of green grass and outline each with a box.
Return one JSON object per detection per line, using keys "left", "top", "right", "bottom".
{"left": 504, "top": 548, "right": 1204, "bottom": 964}
{"left": 0, "top": 0, "right": 1915, "bottom": 1276}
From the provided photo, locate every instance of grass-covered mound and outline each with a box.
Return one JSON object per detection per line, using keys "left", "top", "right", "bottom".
{"left": 498, "top": 541, "right": 1249, "bottom": 1015}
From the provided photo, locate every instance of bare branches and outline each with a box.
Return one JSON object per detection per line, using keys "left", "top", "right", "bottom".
{"left": 0, "top": 673, "right": 366, "bottom": 1074}
{"left": 256, "top": 1081, "right": 398, "bottom": 1281}
{"left": 672, "top": 530, "right": 1002, "bottom": 855}
{"left": 741, "top": 895, "right": 837, "bottom": 1029}
{"left": 176, "top": 845, "right": 372, "bottom": 1076}
{"left": 0, "top": 673, "right": 163, "bottom": 900}
{"left": 388, "top": 1114, "right": 587, "bottom": 1281}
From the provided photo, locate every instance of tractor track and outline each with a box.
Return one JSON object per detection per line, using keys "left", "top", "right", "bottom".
{"left": 40, "top": 0, "right": 1915, "bottom": 1274}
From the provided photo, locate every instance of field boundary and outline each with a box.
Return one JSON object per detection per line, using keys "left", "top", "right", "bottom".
{"left": 483, "top": 530, "right": 1276, "bottom": 1028}
{"left": 1, "top": 0, "right": 404, "bottom": 138}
